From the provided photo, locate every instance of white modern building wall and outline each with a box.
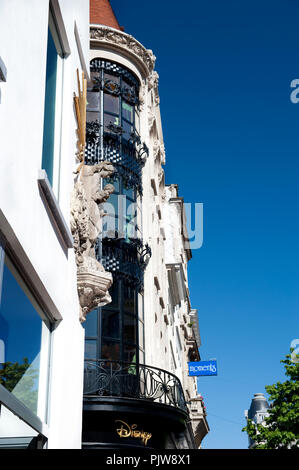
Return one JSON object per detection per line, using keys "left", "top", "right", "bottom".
{"left": 0, "top": 0, "right": 90, "bottom": 449}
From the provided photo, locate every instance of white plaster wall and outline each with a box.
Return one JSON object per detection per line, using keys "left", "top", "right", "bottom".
{"left": 0, "top": 0, "right": 89, "bottom": 449}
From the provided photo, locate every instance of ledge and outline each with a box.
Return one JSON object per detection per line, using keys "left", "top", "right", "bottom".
{"left": 38, "top": 170, "right": 73, "bottom": 249}
{"left": 0, "top": 57, "right": 7, "bottom": 82}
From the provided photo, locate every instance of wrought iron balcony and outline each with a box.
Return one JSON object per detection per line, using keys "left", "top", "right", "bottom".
{"left": 83, "top": 359, "right": 188, "bottom": 414}
{"left": 96, "top": 237, "right": 151, "bottom": 292}
{"left": 85, "top": 128, "right": 148, "bottom": 195}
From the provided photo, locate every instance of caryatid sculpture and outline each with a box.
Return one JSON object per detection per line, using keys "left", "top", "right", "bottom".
{"left": 70, "top": 162, "right": 115, "bottom": 322}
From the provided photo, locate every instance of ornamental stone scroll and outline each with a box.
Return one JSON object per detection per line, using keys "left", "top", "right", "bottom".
{"left": 70, "top": 162, "right": 115, "bottom": 322}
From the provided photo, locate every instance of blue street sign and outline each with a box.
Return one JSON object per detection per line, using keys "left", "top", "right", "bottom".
{"left": 188, "top": 360, "right": 218, "bottom": 376}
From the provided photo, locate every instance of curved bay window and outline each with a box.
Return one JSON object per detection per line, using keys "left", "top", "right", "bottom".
{"left": 83, "top": 59, "right": 149, "bottom": 370}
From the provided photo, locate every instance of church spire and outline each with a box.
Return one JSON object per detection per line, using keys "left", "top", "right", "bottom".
{"left": 90, "top": 0, "right": 123, "bottom": 31}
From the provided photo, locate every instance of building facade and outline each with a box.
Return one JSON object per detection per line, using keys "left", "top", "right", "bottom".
{"left": 0, "top": 0, "right": 90, "bottom": 449}
{"left": 81, "top": 0, "right": 209, "bottom": 449}
{"left": 0, "top": 0, "right": 209, "bottom": 450}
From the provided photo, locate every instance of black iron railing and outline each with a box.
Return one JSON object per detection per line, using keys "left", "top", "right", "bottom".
{"left": 85, "top": 130, "right": 148, "bottom": 195}
{"left": 83, "top": 359, "right": 188, "bottom": 414}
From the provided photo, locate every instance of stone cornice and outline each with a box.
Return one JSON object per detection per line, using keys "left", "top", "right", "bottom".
{"left": 90, "top": 24, "right": 156, "bottom": 78}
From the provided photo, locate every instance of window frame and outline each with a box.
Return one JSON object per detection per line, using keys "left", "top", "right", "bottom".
{"left": 0, "top": 242, "right": 53, "bottom": 442}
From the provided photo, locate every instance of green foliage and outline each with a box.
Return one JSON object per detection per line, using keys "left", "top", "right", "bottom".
{"left": 0, "top": 358, "right": 38, "bottom": 414}
{"left": 242, "top": 350, "right": 299, "bottom": 449}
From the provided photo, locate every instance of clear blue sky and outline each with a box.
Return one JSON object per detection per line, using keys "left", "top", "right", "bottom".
{"left": 111, "top": 0, "right": 299, "bottom": 449}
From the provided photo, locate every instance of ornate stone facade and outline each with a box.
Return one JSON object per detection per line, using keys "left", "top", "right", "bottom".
{"left": 90, "top": 25, "right": 156, "bottom": 77}
{"left": 70, "top": 162, "right": 115, "bottom": 322}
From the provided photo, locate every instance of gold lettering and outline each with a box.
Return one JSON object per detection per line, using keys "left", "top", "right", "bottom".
{"left": 115, "top": 420, "right": 152, "bottom": 446}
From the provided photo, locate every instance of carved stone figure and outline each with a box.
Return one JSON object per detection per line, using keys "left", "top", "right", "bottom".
{"left": 70, "top": 162, "right": 115, "bottom": 322}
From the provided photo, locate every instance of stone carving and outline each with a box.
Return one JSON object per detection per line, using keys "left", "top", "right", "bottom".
{"left": 70, "top": 162, "right": 115, "bottom": 322}
{"left": 90, "top": 26, "right": 156, "bottom": 76}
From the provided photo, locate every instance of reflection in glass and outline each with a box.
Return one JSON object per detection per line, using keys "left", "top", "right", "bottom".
{"left": 0, "top": 257, "right": 50, "bottom": 417}
{"left": 101, "top": 340, "right": 120, "bottom": 361}
{"left": 104, "top": 93, "right": 119, "bottom": 114}
{"left": 123, "top": 285, "right": 135, "bottom": 314}
{"left": 87, "top": 91, "right": 100, "bottom": 111}
{"left": 124, "top": 314, "right": 136, "bottom": 343}
{"left": 124, "top": 344, "right": 136, "bottom": 364}
{"left": 84, "top": 340, "right": 97, "bottom": 360}
{"left": 84, "top": 309, "right": 98, "bottom": 338}
{"left": 122, "top": 101, "right": 133, "bottom": 123}
{"left": 122, "top": 120, "right": 132, "bottom": 140}
{"left": 102, "top": 310, "right": 120, "bottom": 339}
{"left": 104, "top": 113, "right": 119, "bottom": 131}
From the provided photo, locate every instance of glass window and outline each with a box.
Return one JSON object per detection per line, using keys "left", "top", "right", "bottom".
{"left": 123, "top": 285, "right": 135, "bottom": 315}
{"left": 102, "top": 310, "right": 120, "bottom": 339}
{"left": 86, "top": 111, "right": 99, "bottom": 123}
{"left": 41, "top": 27, "right": 58, "bottom": 186}
{"left": 122, "top": 102, "right": 133, "bottom": 123}
{"left": 123, "top": 184, "right": 135, "bottom": 201}
{"left": 104, "top": 113, "right": 120, "bottom": 131}
{"left": 104, "top": 93, "right": 119, "bottom": 114}
{"left": 87, "top": 91, "right": 100, "bottom": 111}
{"left": 122, "top": 120, "right": 132, "bottom": 141}
{"left": 90, "top": 71, "right": 101, "bottom": 90}
{"left": 0, "top": 255, "right": 50, "bottom": 419}
{"left": 123, "top": 315, "right": 136, "bottom": 344}
{"left": 101, "top": 340, "right": 120, "bottom": 361}
{"left": 123, "top": 344, "right": 136, "bottom": 364}
{"left": 104, "top": 73, "right": 120, "bottom": 83}
{"left": 138, "top": 320, "right": 144, "bottom": 351}
{"left": 84, "top": 340, "right": 97, "bottom": 360}
{"left": 102, "top": 214, "right": 117, "bottom": 237}
{"left": 84, "top": 309, "right": 98, "bottom": 338}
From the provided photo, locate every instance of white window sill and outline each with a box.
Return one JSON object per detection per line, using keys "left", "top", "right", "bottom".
{"left": 38, "top": 170, "right": 73, "bottom": 249}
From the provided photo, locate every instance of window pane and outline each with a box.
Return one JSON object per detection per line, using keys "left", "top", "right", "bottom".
{"left": 102, "top": 214, "right": 117, "bottom": 237}
{"left": 86, "top": 111, "right": 99, "bottom": 123}
{"left": 123, "top": 314, "right": 136, "bottom": 343}
{"left": 123, "top": 344, "right": 136, "bottom": 364}
{"left": 0, "top": 257, "right": 50, "bottom": 417}
{"left": 87, "top": 91, "right": 100, "bottom": 111}
{"left": 101, "top": 340, "right": 120, "bottom": 361}
{"left": 102, "top": 310, "right": 120, "bottom": 339}
{"left": 139, "top": 320, "right": 144, "bottom": 351}
{"left": 104, "top": 113, "right": 120, "bottom": 131}
{"left": 122, "top": 120, "right": 132, "bottom": 141}
{"left": 83, "top": 309, "right": 98, "bottom": 337}
{"left": 104, "top": 73, "right": 120, "bottom": 85}
{"left": 123, "top": 285, "right": 135, "bottom": 314}
{"left": 104, "top": 93, "right": 119, "bottom": 114}
{"left": 90, "top": 71, "right": 101, "bottom": 90}
{"left": 103, "top": 193, "right": 120, "bottom": 216}
{"left": 84, "top": 340, "right": 97, "bottom": 360}
{"left": 123, "top": 184, "right": 135, "bottom": 201}
{"left": 122, "top": 101, "right": 133, "bottom": 123}
{"left": 42, "top": 27, "right": 58, "bottom": 186}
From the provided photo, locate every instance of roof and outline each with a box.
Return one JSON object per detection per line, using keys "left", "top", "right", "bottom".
{"left": 90, "top": 0, "right": 123, "bottom": 31}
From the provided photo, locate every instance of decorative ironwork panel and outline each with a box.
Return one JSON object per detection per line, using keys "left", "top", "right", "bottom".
{"left": 84, "top": 359, "right": 188, "bottom": 414}
{"left": 96, "top": 238, "right": 151, "bottom": 292}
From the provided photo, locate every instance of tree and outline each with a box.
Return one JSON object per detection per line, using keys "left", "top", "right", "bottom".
{"left": 242, "top": 350, "right": 299, "bottom": 449}
{"left": 0, "top": 358, "right": 38, "bottom": 413}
